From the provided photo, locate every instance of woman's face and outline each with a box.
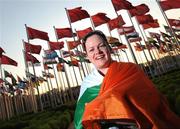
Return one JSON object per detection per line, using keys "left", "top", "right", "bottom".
{"left": 85, "top": 34, "right": 111, "bottom": 70}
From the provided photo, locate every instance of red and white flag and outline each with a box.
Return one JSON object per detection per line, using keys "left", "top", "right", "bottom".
{"left": 26, "top": 26, "right": 49, "bottom": 41}
{"left": 48, "top": 41, "right": 64, "bottom": 50}
{"left": 118, "top": 26, "right": 135, "bottom": 35}
{"left": 160, "top": 0, "right": 180, "bottom": 11}
{"left": 91, "top": 13, "right": 110, "bottom": 27}
{"left": 24, "top": 41, "right": 42, "bottom": 54}
{"left": 67, "top": 7, "right": 90, "bottom": 23}
{"left": 1, "top": 55, "right": 18, "bottom": 66}
{"left": 55, "top": 27, "right": 74, "bottom": 39}
{"left": 129, "top": 4, "right": 149, "bottom": 16}
{"left": 76, "top": 27, "right": 93, "bottom": 39}
{"left": 111, "top": 0, "right": 134, "bottom": 11}
{"left": 108, "top": 15, "right": 125, "bottom": 31}
{"left": 136, "top": 14, "right": 154, "bottom": 24}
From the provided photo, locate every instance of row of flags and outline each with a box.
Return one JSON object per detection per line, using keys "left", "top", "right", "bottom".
{"left": 1, "top": 0, "right": 180, "bottom": 89}
{"left": 1, "top": 0, "right": 180, "bottom": 83}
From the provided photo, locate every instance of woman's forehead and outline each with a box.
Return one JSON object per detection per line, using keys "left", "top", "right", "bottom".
{"left": 86, "top": 35, "right": 104, "bottom": 44}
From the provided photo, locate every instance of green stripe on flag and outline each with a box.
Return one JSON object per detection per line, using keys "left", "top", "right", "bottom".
{"left": 74, "top": 85, "right": 101, "bottom": 129}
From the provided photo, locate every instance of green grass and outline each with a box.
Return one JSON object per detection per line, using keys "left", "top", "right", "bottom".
{"left": 0, "top": 102, "right": 76, "bottom": 129}
{"left": 152, "top": 69, "right": 180, "bottom": 116}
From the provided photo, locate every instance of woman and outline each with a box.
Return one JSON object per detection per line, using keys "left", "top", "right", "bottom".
{"left": 74, "top": 30, "right": 180, "bottom": 129}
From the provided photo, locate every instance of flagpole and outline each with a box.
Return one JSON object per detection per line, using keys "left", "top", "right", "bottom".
{"left": 65, "top": 40, "right": 79, "bottom": 87}
{"left": 90, "top": 16, "right": 95, "bottom": 30}
{"left": 46, "top": 41, "right": 63, "bottom": 105}
{"left": 121, "top": 27, "right": 138, "bottom": 64}
{"left": 115, "top": 28, "right": 130, "bottom": 62}
{"left": 42, "top": 69, "right": 55, "bottom": 108}
{"left": 65, "top": 8, "right": 80, "bottom": 87}
{"left": 106, "top": 23, "right": 121, "bottom": 62}
{"left": 59, "top": 50, "right": 74, "bottom": 101}
{"left": 74, "top": 29, "right": 90, "bottom": 78}
{"left": 3, "top": 69, "right": 10, "bottom": 120}
{"left": 53, "top": 26, "right": 70, "bottom": 103}
{"left": 25, "top": 24, "right": 43, "bottom": 111}
{"left": 156, "top": 0, "right": 180, "bottom": 68}
{"left": 156, "top": 0, "right": 180, "bottom": 46}
{"left": 22, "top": 47, "right": 37, "bottom": 113}
{"left": 134, "top": 15, "right": 155, "bottom": 62}
{"left": 126, "top": 12, "right": 156, "bottom": 77}
{"left": 135, "top": 50, "right": 148, "bottom": 74}
{"left": 111, "top": 5, "right": 138, "bottom": 64}
{"left": 43, "top": 49, "right": 58, "bottom": 107}
{"left": 133, "top": 16, "right": 162, "bottom": 76}
{"left": 51, "top": 64, "right": 63, "bottom": 104}
{"left": 0, "top": 59, "right": 3, "bottom": 79}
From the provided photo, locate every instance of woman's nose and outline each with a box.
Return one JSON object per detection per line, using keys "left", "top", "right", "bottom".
{"left": 94, "top": 47, "right": 102, "bottom": 54}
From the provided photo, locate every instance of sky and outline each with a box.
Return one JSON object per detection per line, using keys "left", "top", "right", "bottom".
{"left": 0, "top": 0, "right": 180, "bottom": 81}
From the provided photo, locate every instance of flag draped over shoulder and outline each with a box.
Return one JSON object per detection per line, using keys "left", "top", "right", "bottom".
{"left": 67, "top": 7, "right": 90, "bottom": 23}
{"left": 81, "top": 61, "right": 180, "bottom": 129}
{"left": 91, "top": 13, "right": 110, "bottom": 27}
{"left": 74, "top": 68, "right": 104, "bottom": 129}
{"left": 26, "top": 26, "right": 49, "bottom": 41}
{"left": 1, "top": 55, "right": 18, "bottom": 66}
{"left": 24, "top": 41, "right": 42, "bottom": 54}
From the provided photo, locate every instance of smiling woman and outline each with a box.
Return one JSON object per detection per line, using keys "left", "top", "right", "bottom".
{"left": 83, "top": 30, "right": 112, "bottom": 75}
{"left": 74, "top": 30, "right": 180, "bottom": 129}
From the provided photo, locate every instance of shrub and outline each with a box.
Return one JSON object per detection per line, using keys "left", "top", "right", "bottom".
{"left": 175, "top": 95, "right": 180, "bottom": 116}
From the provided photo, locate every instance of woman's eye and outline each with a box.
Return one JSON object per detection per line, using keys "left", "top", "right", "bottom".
{"left": 100, "top": 44, "right": 106, "bottom": 47}
{"left": 99, "top": 44, "right": 106, "bottom": 49}
{"left": 88, "top": 49, "right": 94, "bottom": 52}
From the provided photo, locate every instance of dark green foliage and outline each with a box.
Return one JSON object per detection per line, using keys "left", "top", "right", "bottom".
{"left": 175, "top": 95, "right": 180, "bottom": 115}
{"left": 0, "top": 102, "right": 76, "bottom": 129}
{"left": 152, "top": 69, "right": 180, "bottom": 116}
{"left": 0, "top": 120, "right": 29, "bottom": 129}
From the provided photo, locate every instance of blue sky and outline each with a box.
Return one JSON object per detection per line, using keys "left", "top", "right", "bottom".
{"left": 0, "top": 0, "right": 180, "bottom": 79}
